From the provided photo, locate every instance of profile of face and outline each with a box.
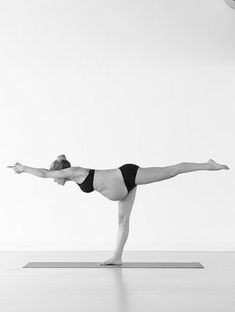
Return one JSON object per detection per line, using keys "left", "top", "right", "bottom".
{"left": 54, "top": 178, "right": 67, "bottom": 185}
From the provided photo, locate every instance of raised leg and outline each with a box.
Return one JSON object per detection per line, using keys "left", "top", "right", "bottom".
{"left": 135, "top": 159, "right": 229, "bottom": 186}
{"left": 98, "top": 186, "right": 137, "bottom": 266}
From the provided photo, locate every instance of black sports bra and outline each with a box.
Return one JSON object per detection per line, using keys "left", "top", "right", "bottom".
{"left": 76, "top": 169, "right": 95, "bottom": 193}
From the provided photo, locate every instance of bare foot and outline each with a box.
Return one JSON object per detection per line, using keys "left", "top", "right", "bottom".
{"left": 207, "top": 159, "right": 229, "bottom": 171}
{"left": 98, "top": 256, "right": 122, "bottom": 266}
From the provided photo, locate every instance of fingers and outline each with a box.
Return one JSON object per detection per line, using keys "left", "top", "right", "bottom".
{"left": 7, "top": 164, "right": 20, "bottom": 173}
{"left": 7, "top": 163, "right": 21, "bottom": 169}
{"left": 7, "top": 163, "right": 19, "bottom": 168}
{"left": 7, "top": 163, "right": 23, "bottom": 174}
{"left": 7, "top": 165, "right": 16, "bottom": 170}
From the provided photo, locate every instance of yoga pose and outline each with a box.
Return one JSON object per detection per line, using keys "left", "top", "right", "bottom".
{"left": 8, "top": 155, "right": 229, "bottom": 265}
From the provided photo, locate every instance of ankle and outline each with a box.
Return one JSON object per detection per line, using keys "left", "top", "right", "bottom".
{"left": 113, "top": 253, "right": 122, "bottom": 260}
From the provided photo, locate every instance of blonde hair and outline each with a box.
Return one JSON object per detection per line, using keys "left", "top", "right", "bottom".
{"left": 50, "top": 154, "right": 71, "bottom": 170}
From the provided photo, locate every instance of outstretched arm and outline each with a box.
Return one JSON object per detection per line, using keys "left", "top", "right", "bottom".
{"left": 23, "top": 165, "right": 47, "bottom": 178}
{"left": 8, "top": 163, "right": 47, "bottom": 178}
{"left": 44, "top": 167, "right": 78, "bottom": 179}
{"left": 7, "top": 162, "right": 79, "bottom": 179}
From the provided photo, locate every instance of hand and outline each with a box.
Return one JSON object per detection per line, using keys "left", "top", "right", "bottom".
{"left": 7, "top": 162, "right": 24, "bottom": 174}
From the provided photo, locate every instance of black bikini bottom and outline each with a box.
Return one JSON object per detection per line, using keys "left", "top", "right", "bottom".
{"left": 118, "top": 163, "right": 139, "bottom": 193}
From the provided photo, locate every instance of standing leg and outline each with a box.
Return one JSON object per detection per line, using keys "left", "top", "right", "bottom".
{"left": 98, "top": 186, "right": 137, "bottom": 266}
{"left": 135, "top": 159, "right": 229, "bottom": 186}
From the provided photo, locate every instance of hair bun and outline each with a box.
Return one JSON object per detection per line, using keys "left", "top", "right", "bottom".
{"left": 57, "top": 154, "right": 66, "bottom": 161}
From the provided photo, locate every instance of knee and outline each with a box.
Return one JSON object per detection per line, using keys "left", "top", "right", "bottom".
{"left": 163, "top": 165, "right": 179, "bottom": 177}
{"left": 175, "top": 162, "right": 185, "bottom": 175}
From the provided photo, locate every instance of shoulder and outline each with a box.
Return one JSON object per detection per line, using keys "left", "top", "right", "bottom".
{"left": 66, "top": 166, "right": 86, "bottom": 179}
{"left": 70, "top": 166, "right": 90, "bottom": 183}
{"left": 70, "top": 166, "right": 83, "bottom": 174}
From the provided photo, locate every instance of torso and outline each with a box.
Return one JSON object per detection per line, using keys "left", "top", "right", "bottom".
{"left": 72, "top": 167, "right": 128, "bottom": 201}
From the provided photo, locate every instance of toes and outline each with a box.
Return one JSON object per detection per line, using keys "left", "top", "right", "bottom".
{"left": 98, "top": 261, "right": 122, "bottom": 266}
{"left": 98, "top": 262, "right": 111, "bottom": 266}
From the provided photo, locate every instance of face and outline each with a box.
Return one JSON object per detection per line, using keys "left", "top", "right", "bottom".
{"left": 54, "top": 178, "right": 67, "bottom": 185}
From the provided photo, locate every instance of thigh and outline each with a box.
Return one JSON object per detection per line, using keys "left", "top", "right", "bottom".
{"left": 118, "top": 186, "right": 137, "bottom": 222}
{"left": 135, "top": 166, "right": 177, "bottom": 185}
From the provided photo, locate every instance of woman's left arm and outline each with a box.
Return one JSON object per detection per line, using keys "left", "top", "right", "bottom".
{"left": 23, "top": 165, "right": 47, "bottom": 178}
{"left": 22, "top": 166, "right": 75, "bottom": 179}
{"left": 8, "top": 163, "right": 47, "bottom": 178}
{"left": 8, "top": 163, "right": 78, "bottom": 179}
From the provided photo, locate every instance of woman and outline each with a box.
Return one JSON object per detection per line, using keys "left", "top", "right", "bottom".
{"left": 8, "top": 155, "right": 229, "bottom": 265}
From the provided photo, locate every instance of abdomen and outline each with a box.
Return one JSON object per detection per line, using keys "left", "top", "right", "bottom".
{"left": 93, "top": 168, "right": 128, "bottom": 201}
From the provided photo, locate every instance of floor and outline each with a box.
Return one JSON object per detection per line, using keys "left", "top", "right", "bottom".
{"left": 0, "top": 251, "right": 235, "bottom": 312}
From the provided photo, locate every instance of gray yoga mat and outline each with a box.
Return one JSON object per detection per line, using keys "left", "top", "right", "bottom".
{"left": 23, "top": 262, "right": 204, "bottom": 268}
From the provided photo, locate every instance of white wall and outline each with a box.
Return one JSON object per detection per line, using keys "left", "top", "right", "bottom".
{"left": 1, "top": 0, "right": 235, "bottom": 251}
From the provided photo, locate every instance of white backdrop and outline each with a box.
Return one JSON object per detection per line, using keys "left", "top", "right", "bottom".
{"left": 1, "top": 0, "right": 234, "bottom": 251}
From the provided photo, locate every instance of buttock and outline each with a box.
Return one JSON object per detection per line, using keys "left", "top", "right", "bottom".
{"left": 118, "top": 163, "right": 139, "bottom": 193}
